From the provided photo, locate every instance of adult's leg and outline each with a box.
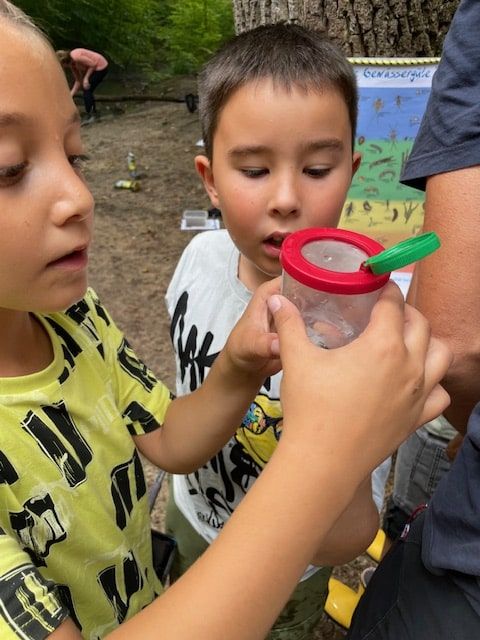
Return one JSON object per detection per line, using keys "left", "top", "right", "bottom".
{"left": 383, "top": 422, "right": 452, "bottom": 544}
{"left": 347, "top": 511, "right": 479, "bottom": 639}
{"left": 83, "top": 67, "right": 108, "bottom": 114}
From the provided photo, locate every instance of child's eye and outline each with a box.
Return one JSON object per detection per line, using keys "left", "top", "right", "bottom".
{"left": 241, "top": 168, "right": 268, "bottom": 178}
{"left": 305, "top": 167, "right": 331, "bottom": 178}
{"left": 69, "top": 154, "right": 89, "bottom": 172}
{"left": 0, "top": 161, "right": 28, "bottom": 186}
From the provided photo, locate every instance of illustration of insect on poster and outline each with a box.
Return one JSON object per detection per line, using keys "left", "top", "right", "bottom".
{"left": 339, "top": 59, "right": 438, "bottom": 286}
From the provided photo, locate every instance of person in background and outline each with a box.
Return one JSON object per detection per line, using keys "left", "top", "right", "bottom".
{"left": 57, "top": 47, "right": 108, "bottom": 123}
{"left": 347, "top": 1, "right": 480, "bottom": 637}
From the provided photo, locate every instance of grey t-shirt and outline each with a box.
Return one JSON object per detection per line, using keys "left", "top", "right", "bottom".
{"left": 401, "top": 0, "right": 480, "bottom": 191}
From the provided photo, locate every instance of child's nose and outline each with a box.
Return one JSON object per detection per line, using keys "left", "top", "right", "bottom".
{"left": 269, "top": 175, "right": 300, "bottom": 217}
{"left": 51, "top": 165, "right": 94, "bottom": 226}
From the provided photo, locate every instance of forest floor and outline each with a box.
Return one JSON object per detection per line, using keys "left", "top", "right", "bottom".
{"left": 83, "top": 77, "right": 382, "bottom": 639}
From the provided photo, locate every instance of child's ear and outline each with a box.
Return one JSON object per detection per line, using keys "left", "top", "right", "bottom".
{"left": 352, "top": 151, "right": 362, "bottom": 177}
{"left": 195, "top": 155, "right": 220, "bottom": 207}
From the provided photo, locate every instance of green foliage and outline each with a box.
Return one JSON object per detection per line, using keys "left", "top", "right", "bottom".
{"left": 159, "top": 0, "right": 235, "bottom": 75}
{"left": 14, "top": 0, "right": 234, "bottom": 76}
{"left": 14, "top": 0, "right": 164, "bottom": 69}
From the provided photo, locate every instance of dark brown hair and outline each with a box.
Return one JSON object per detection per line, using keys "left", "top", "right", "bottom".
{"left": 198, "top": 23, "right": 358, "bottom": 159}
{"left": 56, "top": 49, "right": 73, "bottom": 66}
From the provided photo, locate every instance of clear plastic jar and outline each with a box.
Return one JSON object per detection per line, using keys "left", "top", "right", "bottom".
{"left": 281, "top": 228, "right": 390, "bottom": 348}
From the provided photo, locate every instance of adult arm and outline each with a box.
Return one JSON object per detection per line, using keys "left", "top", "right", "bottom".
{"left": 68, "top": 63, "right": 83, "bottom": 96}
{"left": 401, "top": 0, "right": 480, "bottom": 433}
{"left": 82, "top": 67, "right": 94, "bottom": 89}
{"left": 407, "top": 166, "right": 480, "bottom": 433}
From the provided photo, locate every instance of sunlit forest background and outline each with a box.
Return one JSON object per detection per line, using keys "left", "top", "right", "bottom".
{"left": 16, "top": 0, "right": 457, "bottom": 83}
{"left": 16, "top": 0, "right": 234, "bottom": 79}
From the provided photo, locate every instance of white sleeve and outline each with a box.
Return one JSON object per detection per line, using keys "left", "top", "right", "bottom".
{"left": 165, "top": 239, "right": 196, "bottom": 318}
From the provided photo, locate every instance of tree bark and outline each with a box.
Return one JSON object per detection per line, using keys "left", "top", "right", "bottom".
{"left": 232, "top": 0, "right": 460, "bottom": 56}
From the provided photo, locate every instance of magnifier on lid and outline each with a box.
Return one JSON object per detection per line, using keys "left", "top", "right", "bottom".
{"left": 362, "top": 232, "right": 441, "bottom": 275}
{"left": 281, "top": 229, "right": 441, "bottom": 349}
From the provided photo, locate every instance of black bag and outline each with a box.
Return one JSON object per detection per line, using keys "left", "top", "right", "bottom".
{"left": 151, "top": 529, "right": 177, "bottom": 585}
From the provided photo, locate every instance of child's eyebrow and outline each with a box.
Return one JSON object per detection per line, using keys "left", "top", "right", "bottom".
{"left": 302, "top": 139, "right": 344, "bottom": 153}
{"left": 0, "top": 112, "right": 26, "bottom": 127}
{"left": 228, "top": 139, "right": 344, "bottom": 159}
{"left": 228, "top": 145, "right": 269, "bottom": 158}
{"left": 0, "top": 111, "right": 80, "bottom": 128}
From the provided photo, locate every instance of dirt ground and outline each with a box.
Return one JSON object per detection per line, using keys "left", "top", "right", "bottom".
{"left": 82, "top": 85, "right": 379, "bottom": 639}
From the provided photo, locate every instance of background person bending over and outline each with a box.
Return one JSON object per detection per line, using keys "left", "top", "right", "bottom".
{"left": 57, "top": 47, "right": 108, "bottom": 123}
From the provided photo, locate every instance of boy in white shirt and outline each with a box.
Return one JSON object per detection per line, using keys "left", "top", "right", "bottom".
{"left": 166, "top": 23, "right": 389, "bottom": 638}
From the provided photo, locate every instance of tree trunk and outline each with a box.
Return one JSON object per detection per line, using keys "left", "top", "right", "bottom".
{"left": 232, "top": 0, "right": 460, "bottom": 56}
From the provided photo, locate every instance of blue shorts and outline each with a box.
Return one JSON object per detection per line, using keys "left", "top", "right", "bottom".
{"left": 383, "top": 424, "right": 451, "bottom": 540}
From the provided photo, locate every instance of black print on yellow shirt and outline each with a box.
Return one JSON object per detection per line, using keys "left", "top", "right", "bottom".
{"left": 110, "top": 451, "right": 146, "bottom": 530}
{"left": 22, "top": 400, "right": 93, "bottom": 488}
{"left": 10, "top": 493, "right": 66, "bottom": 564}
{"left": 124, "top": 401, "right": 158, "bottom": 434}
{"left": 0, "top": 565, "right": 65, "bottom": 637}
{"left": 118, "top": 338, "right": 157, "bottom": 392}
{"left": 98, "top": 551, "right": 144, "bottom": 624}
{"left": 46, "top": 317, "right": 83, "bottom": 383}
{"left": 64, "top": 297, "right": 106, "bottom": 359}
{"left": 65, "top": 298, "right": 100, "bottom": 339}
{"left": 0, "top": 450, "right": 19, "bottom": 485}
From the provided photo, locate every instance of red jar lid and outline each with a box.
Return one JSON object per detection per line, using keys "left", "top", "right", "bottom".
{"left": 280, "top": 228, "right": 390, "bottom": 294}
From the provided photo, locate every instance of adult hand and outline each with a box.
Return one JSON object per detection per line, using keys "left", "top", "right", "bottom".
{"left": 269, "top": 281, "right": 452, "bottom": 478}
{"left": 83, "top": 80, "right": 90, "bottom": 90}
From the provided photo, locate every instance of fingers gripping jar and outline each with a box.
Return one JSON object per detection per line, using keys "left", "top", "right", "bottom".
{"left": 280, "top": 228, "right": 390, "bottom": 349}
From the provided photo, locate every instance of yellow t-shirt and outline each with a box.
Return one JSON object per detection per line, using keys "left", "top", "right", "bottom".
{"left": 0, "top": 289, "right": 172, "bottom": 639}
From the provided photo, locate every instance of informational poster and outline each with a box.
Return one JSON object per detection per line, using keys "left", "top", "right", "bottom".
{"left": 339, "top": 58, "right": 439, "bottom": 292}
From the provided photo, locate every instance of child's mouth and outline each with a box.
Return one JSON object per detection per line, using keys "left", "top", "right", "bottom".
{"left": 266, "top": 232, "right": 289, "bottom": 246}
{"left": 263, "top": 234, "right": 289, "bottom": 257}
{"left": 48, "top": 248, "right": 88, "bottom": 270}
{"left": 268, "top": 236, "right": 284, "bottom": 247}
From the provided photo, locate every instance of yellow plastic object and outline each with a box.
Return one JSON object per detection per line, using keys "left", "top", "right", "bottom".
{"left": 324, "top": 577, "right": 365, "bottom": 629}
{"left": 366, "top": 529, "right": 387, "bottom": 563}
